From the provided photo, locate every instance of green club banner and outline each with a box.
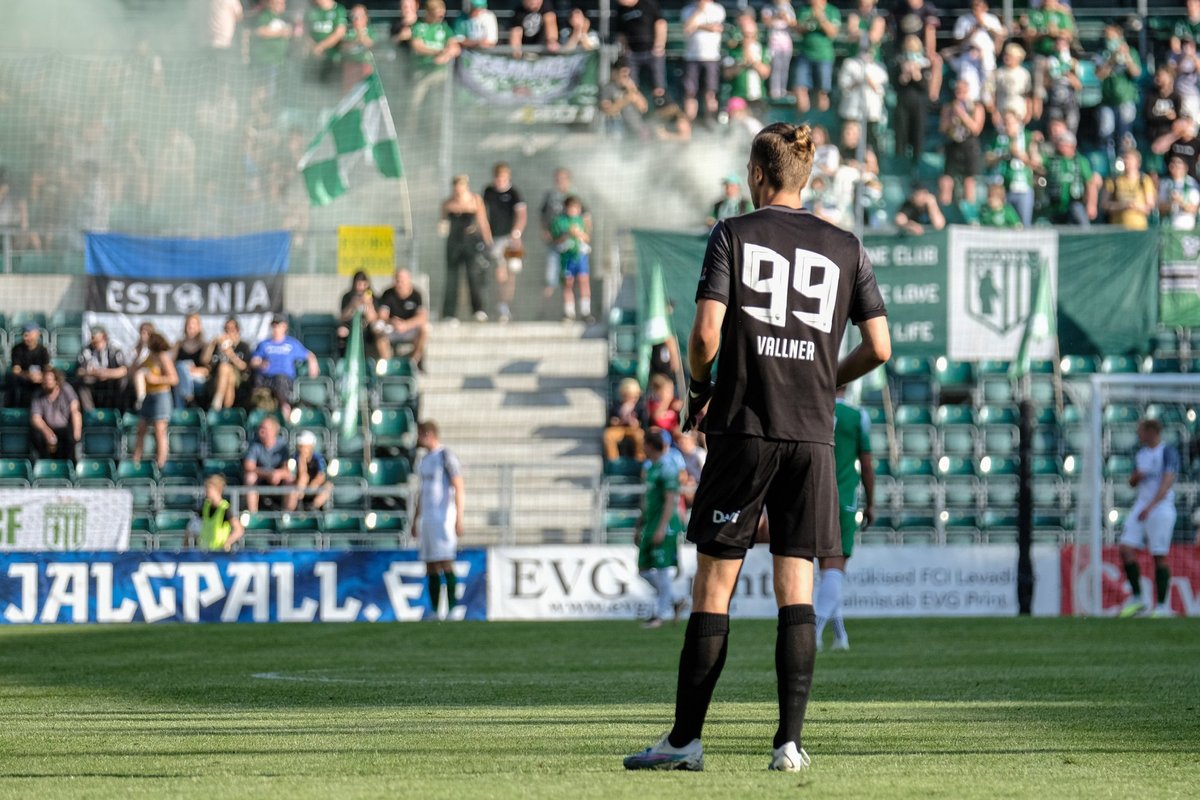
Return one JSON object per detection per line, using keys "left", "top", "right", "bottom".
{"left": 863, "top": 230, "right": 948, "bottom": 358}
{"left": 1160, "top": 230, "right": 1200, "bottom": 327}
{"left": 455, "top": 50, "right": 599, "bottom": 125}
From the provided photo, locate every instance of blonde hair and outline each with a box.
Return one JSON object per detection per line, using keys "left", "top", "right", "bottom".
{"left": 1004, "top": 42, "right": 1026, "bottom": 61}
{"left": 426, "top": 0, "right": 445, "bottom": 14}
{"left": 205, "top": 473, "right": 227, "bottom": 491}
{"left": 750, "top": 123, "right": 816, "bottom": 193}
{"left": 617, "top": 377, "right": 641, "bottom": 399}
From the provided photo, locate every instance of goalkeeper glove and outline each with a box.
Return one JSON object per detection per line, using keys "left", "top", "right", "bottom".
{"left": 682, "top": 378, "right": 715, "bottom": 433}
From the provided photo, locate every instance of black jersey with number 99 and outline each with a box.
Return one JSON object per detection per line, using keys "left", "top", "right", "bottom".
{"left": 695, "top": 206, "right": 886, "bottom": 444}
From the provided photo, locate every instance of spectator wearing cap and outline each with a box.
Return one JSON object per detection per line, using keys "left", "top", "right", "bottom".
{"left": 9, "top": 321, "right": 50, "bottom": 409}
{"left": 286, "top": 429, "right": 332, "bottom": 511}
{"left": 1095, "top": 21, "right": 1142, "bottom": 160}
{"left": 706, "top": 175, "right": 753, "bottom": 227}
{"left": 723, "top": 10, "right": 771, "bottom": 117}
{"left": 243, "top": 416, "right": 293, "bottom": 512}
{"left": 74, "top": 325, "right": 130, "bottom": 412}
{"left": 1104, "top": 149, "right": 1155, "bottom": 230}
{"left": 1159, "top": 155, "right": 1200, "bottom": 230}
{"left": 1040, "top": 131, "right": 1100, "bottom": 226}
{"left": 614, "top": 0, "right": 668, "bottom": 106}
{"left": 250, "top": 315, "right": 319, "bottom": 419}
{"left": 895, "top": 182, "right": 946, "bottom": 235}
{"left": 725, "top": 96, "right": 763, "bottom": 141}
{"left": 455, "top": 0, "right": 498, "bottom": 50}
{"left": 31, "top": 368, "right": 82, "bottom": 462}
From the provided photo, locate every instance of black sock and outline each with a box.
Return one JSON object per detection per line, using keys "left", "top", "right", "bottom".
{"left": 444, "top": 569, "right": 458, "bottom": 607}
{"left": 668, "top": 612, "right": 729, "bottom": 747}
{"left": 427, "top": 573, "right": 442, "bottom": 612}
{"left": 1123, "top": 560, "right": 1141, "bottom": 598}
{"left": 1156, "top": 564, "right": 1171, "bottom": 606}
{"left": 773, "top": 604, "right": 817, "bottom": 750}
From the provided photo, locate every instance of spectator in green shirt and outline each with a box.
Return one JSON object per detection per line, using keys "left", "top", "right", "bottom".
{"left": 792, "top": 0, "right": 841, "bottom": 113}
{"left": 306, "top": 0, "right": 347, "bottom": 83}
{"left": 412, "top": 0, "right": 462, "bottom": 71}
{"left": 978, "top": 181, "right": 1022, "bottom": 228}
{"left": 250, "top": 0, "right": 293, "bottom": 92}
{"left": 340, "top": 4, "right": 375, "bottom": 91}
{"left": 1039, "top": 131, "right": 1101, "bottom": 226}
{"left": 722, "top": 10, "right": 771, "bottom": 111}
{"left": 1095, "top": 22, "right": 1142, "bottom": 159}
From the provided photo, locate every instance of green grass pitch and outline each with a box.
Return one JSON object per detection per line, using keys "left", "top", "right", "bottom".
{"left": 0, "top": 618, "right": 1196, "bottom": 799}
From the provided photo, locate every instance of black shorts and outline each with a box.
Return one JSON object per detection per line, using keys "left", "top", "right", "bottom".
{"left": 944, "top": 139, "right": 981, "bottom": 179}
{"left": 682, "top": 60, "right": 720, "bottom": 99}
{"left": 686, "top": 434, "right": 838, "bottom": 560}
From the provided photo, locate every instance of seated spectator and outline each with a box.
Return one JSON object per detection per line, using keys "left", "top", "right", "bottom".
{"left": 805, "top": 146, "right": 856, "bottom": 229}
{"left": 837, "top": 120, "right": 875, "bottom": 174}
{"left": 205, "top": 316, "right": 252, "bottom": 411}
{"left": 337, "top": 270, "right": 386, "bottom": 357}
{"left": 1040, "top": 132, "right": 1100, "bottom": 226}
{"left": 1104, "top": 149, "right": 1156, "bottom": 230}
{"left": 173, "top": 313, "right": 210, "bottom": 409}
{"left": 376, "top": 267, "right": 430, "bottom": 368}
{"left": 604, "top": 377, "right": 646, "bottom": 461}
{"left": 243, "top": 416, "right": 292, "bottom": 512}
{"left": 8, "top": 322, "right": 50, "bottom": 409}
{"left": 1160, "top": 155, "right": 1200, "bottom": 230}
{"left": 993, "top": 43, "right": 1033, "bottom": 127}
{"left": 646, "top": 372, "right": 682, "bottom": 439}
{"left": 509, "top": 0, "right": 558, "bottom": 58}
{"left": 939, "top": 78, "right": 986, "bottom": 206}
{"left": 987, "top": 109, "right": 1040, "bottom": 228}
{"left": 600, "top": 59, "right": 650, "bottom": 139}
{"left": 1095, "top": 21, "right": 1141, "bottom": 159}
{"left": 895, "top": 182, "right": 946, "bottom": 235}
{"left": 723, "top": 9, "right": 771, "bottom": 115}
{"left": 190, "top": 473, "right": 245, "bottom": 552}
{"left": 455, "top": 0, "right": 499, "bottom": 50}
{"left": 651, "top": 100, "right": 693, "bottom": 142}
{"left": 31, "top": 369, "right": 82, "bottom": 461}
{"left": 250, "top": 315, "right": 319, "bottom": 419}
{"left": 978, "top": 181, "right": 1022, "bottom": 228}
{"left": 285, "top": 430, "right": 332, "bottom": 511}
{"left": 74, "top": 325, "right": 130, "bottom": 412}
{"left": 706, "top": 175, "right": 754, "bottom": 227}
{"left": 132, "top": 332, "right": 178, "bottom": 469}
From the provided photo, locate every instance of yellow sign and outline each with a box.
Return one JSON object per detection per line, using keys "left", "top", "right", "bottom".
{"left": 337, "top": 226, "right": 395, "bottom": 276}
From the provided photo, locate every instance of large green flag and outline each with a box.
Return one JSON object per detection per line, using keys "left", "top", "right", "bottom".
{"left": 1010, "top": 261, "right": 1057, "bottom": 380}
{"left": 339, "top": 309, "right": 365, "bottom": 440}
{"left": 299, "top": 72, "right": 403, "bottom": 206}
{"left": 637, "top": 259, "right": 671, "bottom": 386}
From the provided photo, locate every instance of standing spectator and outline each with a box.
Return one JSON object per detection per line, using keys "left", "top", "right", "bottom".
{"left": 845, "top": 0, "right": 887, "bottom": 58}
{"left": 205, "top": 317, "right": 252, "bottom": 411}
{"left": 1173, "top": 37, "right": 1200, "bottom": 124}
{"left": 604, "top": 377, "right": 647, "bottom": 461}
{"left": 483, "top": 162, "right": 527, "bottom": 323}
{"left": 250, "top": 315, "right": 319, "bottom": 418}
{"left": 560, "top": 7, "right": 599, "bottom": 52}
{"left": 993, "top": 43, "right": 1034, "bottom": 127}
{"left": 894, "top": 35, "right": 934, "bottom": 173}
{"left": 1095, "top": 22, "right": 1142, "bottom": 159}
{"left": 539, "top": 168, "right": 589, "bottom": 301}
{"left": 1041, "top": 132, "right": 1100, "bottom": 226}
{"left": 952, "top": 0, "right": 1005, "bottom": 107}
{"left": 836, "top": 45, "right": 888, "bottom": 146}
{"left": 1021, "top": 0, "right": 1074, "bottom": 64}
{"left": 1172, "top": 0, "right": 1200, "bottom": 55}
{"left": 412, "top": 0, "right": 461, "bottom": 70}
{"left": 390, "top": 0, "right": 420, "bottom": 78}
{"left": 75, "top": 325, "right": 130, "bottom": 412}
{"left": 706, "top": 175, "right": 754, "bottom": 227}
{"left": 132, "top": 332, "right": 178, "bottom": 470}
{"left": 792, "top": 0, "right": 840, "bottom": 113}
{"left": 208, "top": 0, "right": 243, "bottom": 51}
{"left": 30, "top": 369, "right": 82, "bottom": 462}
{"left": 173, "top": 313, "right": 211, "bottom": 409}
{"left": 243, "top": 416, "right": 293, "bottom": 512}
{"left": 455, "top": 0, "right": 498, "bottom": 50}
{"left": 550, "top": 195, "right": 593, "bottom": 323}
{"left": 614, "top": 0, "right": 667, "bottom": 105}
{"left": 509, "top": 0, "right": 558, "bottom": 58}
{"left": 8, "top": 322, "right": 50, "bottom": 409}
{"left": 600, "top": 58, "right": 650, "bottom": 138}
{"left": 340, "top": 4, "right": 375, "bottom": 91}
{"left": 761, "top": 0, "right": 795, "bottom": 101}
{"left": 1153, "top": 114, "right": 1200, "bottom": 182}
{"left": 645, "top": 372, "right": 683, "bottom": 438}
{"left": 376, "top": 267, "right": 430, "bottom": 367}
{"left": 987, "top": 109, "right": 1040, "bottom": 228}
{"left": 939, "top": 78, "right": 986, "bottom": 207}
{"left": 724, "top": 10, "right": 771, "bottom": 115}
{"left": 1159, "top": 155, "right": 1200, "bottom": 230}
{"left": 191, "top": 474, "right": 245, "bottom": 552}
{"left": 250, "top": 0, "right": 293, "bottom": 93}
{"left": 0, "top": 169, "right": 29, "bottom": 248}
{"left": 285, "top": 430, "right": 332, "bottom": 511}
{"left": 1145, "top": 66, "right": 1183, "bottom": 175}
{"left": 306, "top": 0, "right": 347, "bottom": 83}
{"left": 675, "top": 430, "right": 707, "bottom": 504}
{"left": 895, "top": 182, "right": 946, "bottom": 235}
{"left": 897, "top": 0, "right": 941, "bottom": 65}
{"left": 637, "top": 429, "right": 684, "bottom": 629}
{"left": 680, "top": 0, "right": 726, "bottom": 122}
{"left": 1104, "top": 149, "right": 1156, "bottom": 230}
{"left": 441, "top": 175, "right": 492, "bottom": 323}
{"left": 413, "top": 420, "right": 465, "bottom": 620}
{"left": 1043, "top": 33, "right": 1082, "bottom": 135}
{"left": 336, "top": 270, "right": 386, "bottom": 357}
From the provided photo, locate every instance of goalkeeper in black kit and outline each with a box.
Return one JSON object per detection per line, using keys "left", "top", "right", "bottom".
{"left": 623, "top": 122, "right": 891, "bottom": 772}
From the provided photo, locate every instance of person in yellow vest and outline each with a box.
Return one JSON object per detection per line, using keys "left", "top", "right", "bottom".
{"left": 190, "top": 474, "right": 245, "bottom": 552}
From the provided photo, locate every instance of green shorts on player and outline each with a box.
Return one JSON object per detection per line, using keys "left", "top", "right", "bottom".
{"left": 833, "top": 399, "right": 871, "bottom": 556}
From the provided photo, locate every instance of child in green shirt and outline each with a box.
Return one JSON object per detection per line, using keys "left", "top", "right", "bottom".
{"left": 550, "top": 195, "right": 593, "bottom": 322}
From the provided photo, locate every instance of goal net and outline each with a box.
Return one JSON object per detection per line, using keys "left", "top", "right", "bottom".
{"left": 1064, "top": 373, "right": 1200, "bottom": 616}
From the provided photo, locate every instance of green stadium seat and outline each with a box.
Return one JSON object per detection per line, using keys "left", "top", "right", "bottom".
{"left": 131, "top": 513, "right": 155, "bottom": 534}
{"left": 82, "top": 424, "right": 120, "bottom": 460}
{"left": 367, "top": 457, "right": 412, "bottom": 510}
{"left": 933, "top": 357, "right": 975, "bottom": 402}
{"left": 325, "top": 532, "right": 373, "bottom": 549}
{"left": 857, "top": 529, "right": 894, "bottom": 546}
{"left": 298, "top": 314, "right": 339, "bottom": 358}
{"left": 865, "top": 406, "right": 886, "bottom": 425}
{"left": 938, "top": 456, "right": 980, "bottom": 508}
{"left": 245, "top": 408, "right": 285, "bottom": 434}
{"left": 896, "top": 409, "right": 935, "bottom": 457}
{"left": 1031, "top": 425, "right": 1060, "bottom": 456}
{"left": 51, "top": 327, "right": 84, "bottom": 361}
{"left": 117, "top": 460, "right": 160, "bottom": 482}
{"left": 321, "top": 511, "right": 365, "bottom": 533}
{"left": 209, "top": 425, "right": 246, "bottom": 458}
{"left": 1105, "top": 455, "right": 1135, "bottom": 479}
{"left": 207, "top": 408, "right": 247, "bottom": 428}
{"left": 889, "top": 357, "right": 934, "bottom": 404}
{"left": 945, "top": 528, "right": 980, "bottom": 545}
{"left": 10, "top": 311, "right": 47, "bottom": 332}
{"left": 0, "top": 458, "right": 33, "bottom": 487}
{"left": 154, "top": 510, "right": 193, "bottom": 534}
{"left": 32, "top": 459, "right": 75, "bottom": 487}
{"left": 897, "top": 457, "right": 937, "bottom": 508}
{"left": 377, "top": 375, "right": 418, "bottom": 409}
{"left": 284, "top": 532, "right": 322, "bottom": 549}
{"left": 1100, "top": 355, "right": 1140, "bottom": 374}
{"left": 240, "top": 512, "right": 278, "bottom": 532}
{"left": 75, "top": 458, "right": 115, "bottom": 487}
{"left": 369, "top": 407, "right": 416, "bottom": 457}
{"left": 202, "top": 458, "right": 244, "bottom": 482}
{"left": 0, "top": 409, "right": 31, "bottom": 458}
{"left": 289, "top": 407, "right": 330, "bottom": 429}
{"left": 978, "top": 406, "right": 1019, "bottom": 457}
{"left": 868, "top": 424, "right": 890, "bottom": 459}
{"left": 129, "top": 531, "right": 155, "bottom": 550}
{"left": 608, "top": 358, "right": 637, "bottom": 379}
{"left": 607, "top": 481, "right": 644, "bottom": 510}
{"left": 159, "top": 478, "right": 201, "bottom": 511}
{"left": 982, "top": 530, "right": 1018, "bottom": 545}
{"left": 366, "top": 510, "right": 408, "bottom": 534}
{"left": 604, "top": 457, "right": 642, "bottom": 479}
{"left": 333, "top": 428, "right": 365, "bottom": 459}
{"left": 899, "top": 530, "right": 937, "bottom": 545}
{"left": 278, "top": 514, "right": 320, "bottom": 534}
{"left": 937, "top": 405, "right": 978, "bottom": 458}
{"left": 48, "top": 310, "right": 82, "bottom": 329}
{"left": 117, "top": 461, "right": 159, "bottom": 512}
{"left": 295, "top": 376, "right": 335, "bottom": 409}
{"left": 1103, "top": 404, "right": 1142, "bottom": 425}
{"left": 1059, "top": 355, "right": 1098, "bottom": 376}
{"left": 240, "top": 532, "right": 282, "bottom": 551}
{"left": 610, "top": 326, "right": 638, "bottom": 358}
{"left": 1107, "top": 424, "right": 1140, "bottom": 454}
{"left": 155, "top": 532, "right": 190, "bottom": 551}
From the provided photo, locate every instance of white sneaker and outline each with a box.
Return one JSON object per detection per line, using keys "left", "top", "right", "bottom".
{"left": 623, "top": 733, "right": 704, "bottom": 771}
{"left": 473, "top": 310, "right": 488, "bottom": 322}
{"left": 769, "top": 741, "right": 811, "bottom": 772}
{"left": 831, "top": 638, "right": 850, "bottom": 651}
{"left": 1150, "top": 606, "right": 1175, "bottom": 618}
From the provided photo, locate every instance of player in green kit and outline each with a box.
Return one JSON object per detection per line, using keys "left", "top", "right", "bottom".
{"left": 813, "top": 386, "right": 874, "bottom": 650}
{"left": 637, "top": 430, "right": 684, "bottom": 629}
{"left": 306, "top": 0, "right": 347, "bottom": 83}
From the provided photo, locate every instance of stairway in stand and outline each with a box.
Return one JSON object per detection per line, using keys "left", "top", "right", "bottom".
{"left": 419, "top": 321, "right": 607, "bottom": 545}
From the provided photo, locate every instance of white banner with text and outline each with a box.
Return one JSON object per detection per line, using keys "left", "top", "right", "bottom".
{"left": 0, "top": 489, "right": 131, "bottom": 552}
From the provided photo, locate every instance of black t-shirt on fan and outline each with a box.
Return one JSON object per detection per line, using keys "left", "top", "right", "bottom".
{"left": 483, "top": 185, "right": 525, "bottom": 238}
{"left": 695, "top": 206, "right": 886, "bottom": 444}
{"left": 614, "top": 0, "right": 662, "bottom": 53}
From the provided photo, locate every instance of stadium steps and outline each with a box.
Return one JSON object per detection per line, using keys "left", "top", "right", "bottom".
{"left": 421, "top": 322, "right": 607, "bottom": 545}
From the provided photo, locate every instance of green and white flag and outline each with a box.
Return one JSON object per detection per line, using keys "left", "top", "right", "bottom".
{"left": 637, "top": 260, "right": 671, "bottom": 387}
{"left": 339, "top": 309, "right": 365, "bottom": 440}
{"left": 1009, "top": 261, "right": 1057, "bottom": 380}
{"left": 299, "top": 73, "right": 403, "bottom": 206}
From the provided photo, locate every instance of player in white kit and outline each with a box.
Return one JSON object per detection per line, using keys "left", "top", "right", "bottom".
{"left": 413, "top": 420, "right": 465, "bottom": 620}
{"left": 1117, "top": 418, "right": 1179, "bottom": 618}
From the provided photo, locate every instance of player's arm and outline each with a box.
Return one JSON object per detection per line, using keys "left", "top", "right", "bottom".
{"left": 654, "top": 490, "right": 679, "bottom": 545}
{"left": 451, "top": 474, "right": 465, "bottom": 537}
{"left": 837, "top": 316, "right": 891, "bottom": 387}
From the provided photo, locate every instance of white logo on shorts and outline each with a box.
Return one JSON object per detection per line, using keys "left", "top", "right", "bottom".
{"left": 712, "top": 510, "right": 742, "bottom": 525}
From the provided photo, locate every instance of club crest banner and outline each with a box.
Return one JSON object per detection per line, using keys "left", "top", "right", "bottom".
{"left": 1160, "top": 230, "right": 1200, "bottom": 327}
{"left": 0, "top": 490, "right": 131, "bottom": 552}
{"left": 456, "top": 50, "right": 599, "bottom": 124}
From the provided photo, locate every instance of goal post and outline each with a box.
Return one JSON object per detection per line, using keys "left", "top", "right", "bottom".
{"left": 1066, "top": 372, "right": 1200, "bottom": 616}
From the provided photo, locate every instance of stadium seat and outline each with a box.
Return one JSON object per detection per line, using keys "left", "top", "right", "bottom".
{"left": 32, "top": 459, "right": 75, "bottom": 488}
{"left": 370, "top": 407, "right": 416, "bottom": 457}
{"left": 604, "top": 457, "right": 642, "bottom": 479}
{"left": 328, "top": 457, "right": 367, "bottom": 509}
{"left": 938, "top": 456, "right": 980, "bottom": 508}
{"left": 1106, "top": 423, "right": 1140, "bottom": 455}
{"left": 1100, "top": 355, "right": 1140, "bottom": 374}
{"left": 333, "top": 428, "right": 365, "bottom": 459}
{"left": 981, "top": 456, "right": 1019, "bottom": 507}
{"left": 240, "top": 512, "right": 278, "bottom": 532}
{"left": 129, "top": 531, "right": 155, "bottom": 551}
{"left": 895, "top": 405, "right": 935, "bottom": 457}
{"left": 0, "top": 458, "right": 33, "bottom": 488}
{"left": 75, "top": 458, "right": 115, "bottom": 487}
{"left": 610, "top": 325, "right": 638, "bottom": 358}
{"left": 899, "top": 529, "right": 937, "bottom": 545}
{"left": 154, "top": 510, "right": 193, "bottom": 534}
{"left": 278, "top": 514, "right": 320, "bottom": 534}
{"left": 377, "top": 375, "right": 418, "bottom": 411}
{"left": 933, "top": 358, "right": 974, "bottom": 403}
{"left": 295, "top": 375, "right": 336, "bottom": 409}
{"left": 1029, "top": 373, "right": 1057, "bottom": 407}
{"left": 976, "top": 361, "right": 1014, "bottom": 405}
{"left": 207, "top": 408, "right": 247, "bottom": 428}
{"left": 0, "top": 408, "right": 31, "bottom": 457}
{"left": 366, "top": 510, "right": 408, "bottom": 534}
{"left": 246, "top": 409, "right": 285, "bottom": 435}
{"left": 202, "top": 458, "right": 244, "bottom": 483}
{"left": 367, "top": 457, "right": 412, "bottom": 510}
{"left": 944, "top": 528, "right": 980, "bottom": 545}
{"left": 51, "top": 326, "right": 84, "bottom": 361}
{"left": 1031, "top": 425, "right": 1061, "bottom": 457}
{"left": 81, "top": 408, "right": 121, "bottom": 458}
{"left": 375, "top": 357, "right": 417, "bottom": 379}
{"left": 978, "top": 406, "right": 1019, "bottom": 457}
{"left": 240, "top": 533, "right": 282, "bottom": 551}
{"left": 209, "top": 425, "right": 247, "bottom": 458}
{"left": 857, "top": 529, "right": 894, "bottom": 546}
{"left": 321, "top": 511, "right": 365, "bottom": 533}
{"left": 937, "top": 405, "right": 978, "bottom": 458}
{"left": 889, "top": 357, "right": 934, "bottom": 404}
{"left": 131, "top": 513, "right": 155, "bottom": 535}
{"left": 1103, "top": 404, "right": 1142, "bottom": 425}
{"left": 896, "top": 457, "right": 937, "bottom": 508}
{"left": 159, "top": 478, "right": 201, "bottom": 511}
{"left": 298, "top": 314, "right": 339, "bottom": 358}
{"left": 982, "top": 530, "right": 1018, "bottom": 545}
{"left": 155, "top": 531, "right": 189, "bottom": 551}
{"left": 1059, "top": 355, "right": 1098, "bottom": 377}
{"left": 325, "top": 532, "right": 372, "bottom": 549}
{"left": 1150, "top": 356, "right": 1182, "bottom": 374}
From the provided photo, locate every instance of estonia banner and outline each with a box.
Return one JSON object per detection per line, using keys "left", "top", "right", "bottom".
{"left": 83, "top": 231, "right": 290, "bottom": 353}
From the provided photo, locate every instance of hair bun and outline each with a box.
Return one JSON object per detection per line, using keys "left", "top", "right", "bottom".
{"left": 791, "top": 124, "right": 814, "bottom": 156}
